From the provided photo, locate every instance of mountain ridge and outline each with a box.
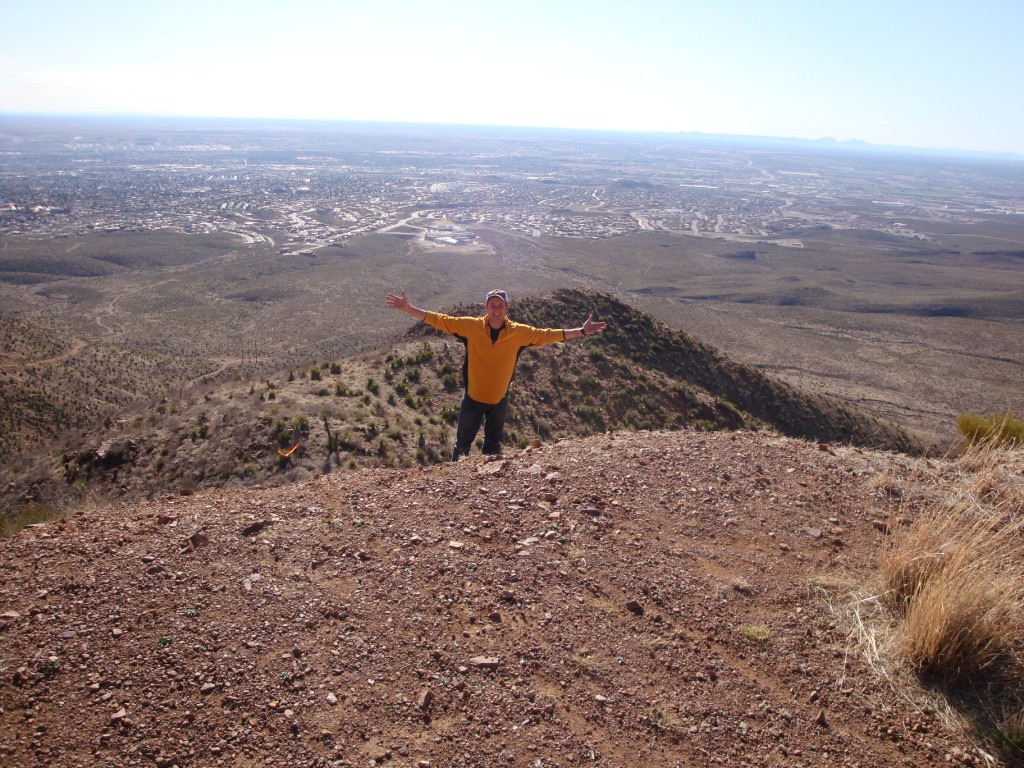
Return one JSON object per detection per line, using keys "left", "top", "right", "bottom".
{"left": 3, "top": 290, "right": 918, "bottom": 517}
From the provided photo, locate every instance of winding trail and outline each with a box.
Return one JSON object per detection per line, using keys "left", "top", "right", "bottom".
{"left": 0, "top": 337, "right": 88, "bottom": 369}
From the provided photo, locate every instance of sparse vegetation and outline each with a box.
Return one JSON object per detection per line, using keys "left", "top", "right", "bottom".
{"left": 0, "top": 125, "right": 1021, "bottom": 767}
{"left": 882, "top": 448, "right": 1024, "bottom": 684}
{"left": 645, "top": 707, "right": 680, "bottom": 731}
{"left": 740, "top": 623, "right": 772, "bottom": 643}
{"left": 0, "top": 502, "right": 62, "bottom": 538}
{"left": 0, "top": 291, "right": 965, "bottom": 511}
{"left": 958, "top": 411, "right": 1023, "bottom": 447}
{"left": 572, "top": 653, "right": 601, "bottom": 676}
{"left": 870, "top": 439, "right": 1024, "bottom": 760}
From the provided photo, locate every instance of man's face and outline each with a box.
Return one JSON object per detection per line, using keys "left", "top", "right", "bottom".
{"left": 485, "top": 296, "right": 509, "bottom": 324}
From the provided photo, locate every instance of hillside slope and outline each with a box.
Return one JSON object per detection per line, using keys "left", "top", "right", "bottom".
{"left": 4, "top": 290, "right": 919, "bottom": 518}
{"left": 475, "top": 290, "right": 918, "bottom": 451}
{"left": 0, "top": 430, "right": 1000, "bottom": 767}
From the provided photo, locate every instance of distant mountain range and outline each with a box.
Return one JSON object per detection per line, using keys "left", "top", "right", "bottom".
{"left": 2, "top": 112, "right": 1021, "bottom": 161}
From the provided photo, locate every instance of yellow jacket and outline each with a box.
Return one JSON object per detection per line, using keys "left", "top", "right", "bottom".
{"left": 424, "top": 312, "right": 566, "bottom": 404}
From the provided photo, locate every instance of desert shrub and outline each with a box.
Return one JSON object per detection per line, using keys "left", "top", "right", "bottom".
{"left": 441, "top": 404, "right": 459, "bottom": 424}
{"left": 528, "top": 412, "right": 552, "bottom": 440}
{"left": 574, "top": 404, "right": 606, "bottom": 429}
{"left": 882, "top": 440, "right": 1024, "bottom": 689}
{"left": 414, "top": 343, "right": 433, "bottom": 363}
{"left": 898, "top": 559, "right": 1021, "bottom": 684}
{"left": 993, "top": 708, "right": 1024, "bottom": 760}
{"left": 1, "top": 503, "right": 62, "bottom": 538}
{"left": 958, "top": 411, "right": 1023, "bottom": 447}
{"left": 832, "top": 440, "right": 1024, "bottom": 764}
{"left": 740, "top": 623, "right": 772, "bottom": 643}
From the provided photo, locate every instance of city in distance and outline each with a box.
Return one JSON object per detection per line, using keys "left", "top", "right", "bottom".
{"left": 1, "top": 114, "right": 1022, "bottom": 455}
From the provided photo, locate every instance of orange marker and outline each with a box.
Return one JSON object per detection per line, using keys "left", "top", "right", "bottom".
{"left": 278, "top": 443, "right": 300, "bottom": 457}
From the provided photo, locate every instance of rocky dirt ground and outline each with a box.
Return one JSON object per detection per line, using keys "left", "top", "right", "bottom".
{"left": 0, "top": 429, "right": 1002, "bottom": 767}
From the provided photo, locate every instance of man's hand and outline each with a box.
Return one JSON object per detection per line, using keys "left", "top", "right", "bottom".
{"left": 580, "top": 314, "right": 608, "bottom": 337}
{"left": 385, "top": 290, "right": 409, "bottom": 311}
{"left": 385, "top": 290, "right": 427, "bottom": 321}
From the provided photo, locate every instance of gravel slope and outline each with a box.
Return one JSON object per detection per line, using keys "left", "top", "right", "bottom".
{"left": 0, "top": 430, "right": 992, "bottom": 767}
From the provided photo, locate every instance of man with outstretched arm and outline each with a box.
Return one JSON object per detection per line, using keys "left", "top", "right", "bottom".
{"left": 385, "top": 288, "right": 608, "bottom": 460}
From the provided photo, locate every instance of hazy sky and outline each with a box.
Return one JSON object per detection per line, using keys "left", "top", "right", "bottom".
{"left": 1, "top": 0, "right": 1022, "bottom": 154}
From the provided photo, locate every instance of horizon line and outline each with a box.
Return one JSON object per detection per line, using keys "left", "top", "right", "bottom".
{"left": 2, "top": 109, "right": 1022, "bottom": 161}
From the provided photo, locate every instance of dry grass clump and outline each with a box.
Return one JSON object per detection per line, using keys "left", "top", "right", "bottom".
{"left": 894, "top": 553, "right": 1022, "bottom": 683}
{"left": 958, "top": 411, "right": 1023, "bottom": 448}
{"left": 879, "top": 439, "right": 1024, "bottom": 754}
{"left": 740, "top": 623, "right": 773, "bottom": 643}
{"left": 0, "top": 502, "right": 62, "bottom": 538}
{"left": 957, "top": 434, "right": 1024, "bottom": 512}
{"left": 992, "top": 704, "right": 1024, "bottom": 760}
{"left": 881, "top": 489, "right": 1024, "bottom": 682}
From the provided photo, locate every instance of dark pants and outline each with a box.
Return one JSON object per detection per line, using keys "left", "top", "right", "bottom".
{"left": 452, "top": 393, "right": 509, "bottom": 460}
